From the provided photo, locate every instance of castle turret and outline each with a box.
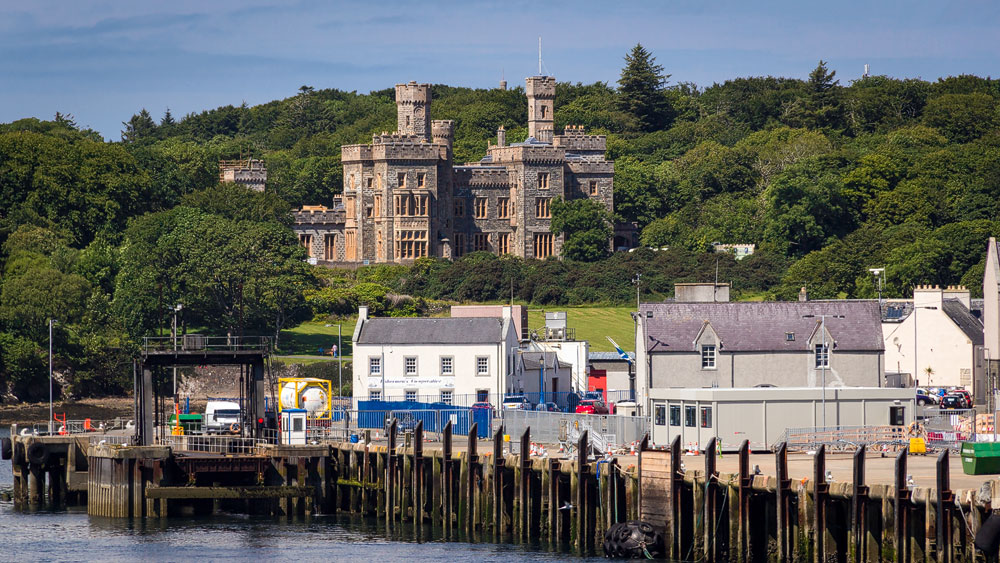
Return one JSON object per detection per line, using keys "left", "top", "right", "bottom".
{"left": 497, "top": 125, "right": 506, "bottom": 147}
{"left": 432, "top": 119, "right": 454, "bottom": 158}
{"left": 526, "top": 75, "right": 555, "bottom": 143}
{"left": 395, "top": 81, "right": 432, "bottom": 140}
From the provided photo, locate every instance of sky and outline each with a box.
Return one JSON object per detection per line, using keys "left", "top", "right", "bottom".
{"left": 1, "top": 0, "right": 998, "bottom": 139}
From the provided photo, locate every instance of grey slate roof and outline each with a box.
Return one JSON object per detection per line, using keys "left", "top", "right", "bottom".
{"left": 640, "top": 301, "right": 884, "bottom": 353}
{"left": 521, "top": 351, "right": 570, "bottom": 370}
{"left": 589, "top": 351, "right": 635, "bottom": 362}
{"left": 357, "top": 317, "right": 503, "bottom": 345}
{"left": 941, "top": 300, "right": 984, "bottom": 345}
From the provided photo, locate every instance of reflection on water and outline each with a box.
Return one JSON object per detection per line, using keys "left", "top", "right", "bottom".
{"left": 0, "top": 428, "right": 595, "bottom": 561}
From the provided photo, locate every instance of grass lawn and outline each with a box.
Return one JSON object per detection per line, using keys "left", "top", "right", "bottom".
{"left": 527, "top": 306, "right": 635, "bottom": 353}
{"left": 278, "top": 306, "right": 636, "bottom": 360}
{"left": 278, "top": 320, "right": 356, "bottom": 358}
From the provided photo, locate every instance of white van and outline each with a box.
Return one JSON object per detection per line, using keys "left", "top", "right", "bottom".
{"left": 204, "top": 401, "right": 242, "bottom": 434}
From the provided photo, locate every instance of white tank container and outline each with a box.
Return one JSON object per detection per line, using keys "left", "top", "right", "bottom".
{"left": 280, "top": 381, "right": 328, "bottom": 416}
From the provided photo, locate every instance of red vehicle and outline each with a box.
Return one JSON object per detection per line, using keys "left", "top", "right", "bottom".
{"left": 575, "top": 399, "right": 610, "bottom": 415}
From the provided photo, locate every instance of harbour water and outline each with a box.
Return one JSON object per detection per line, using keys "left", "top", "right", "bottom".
{"left": 0, "top": 428, "right": 595, "bottom": 561}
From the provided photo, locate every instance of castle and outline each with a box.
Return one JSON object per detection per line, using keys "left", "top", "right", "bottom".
{"left": 292, "top": 76, "right": 615, "bottom": 263}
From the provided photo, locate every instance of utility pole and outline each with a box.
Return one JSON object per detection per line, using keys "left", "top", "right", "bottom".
{"left": 633, "top": 273, "right": 641, "bottom": 312}
{"left": 48, "top": 318, "right": 55, "bottom": 434}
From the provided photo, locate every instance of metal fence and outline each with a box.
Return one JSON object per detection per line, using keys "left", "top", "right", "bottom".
{"left": 141, "top": 335, "right": 270, "bottom": 353}
{"left": 502, "top": 410, "right": 648, "bottom": 454}
{"left": 157, "top": 434, "right": 268, "bottom": 455}
{"left": 780, "top": 425, "right": 908, "bottom": 452}
{"left": 358, "top": 390, "right": 635, "bottom": 411}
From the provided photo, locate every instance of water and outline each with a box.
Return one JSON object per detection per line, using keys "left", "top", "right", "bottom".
{"left": 0, "top": 428, "right": 596, "bottom": 562}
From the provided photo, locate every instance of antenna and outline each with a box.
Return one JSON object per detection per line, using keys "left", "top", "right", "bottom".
{"left": 538, "top": 36, "right": 542, "bottom": 75}
{"left": 863, "top": 63, "right": 870, "bottom": 78}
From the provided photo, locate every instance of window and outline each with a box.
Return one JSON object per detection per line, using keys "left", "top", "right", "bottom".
{"left": 889, "top": 406, "right": 905, "bottom": 426}
{"left": 497, "top": 232, "right": 510, "bottom": 255}
{"left": 538, "top": 172, "right": 549, "bottom": 189}
{"left": 299, "top": 234, "right": 313, "bottom": 256}
{"left": 474, "top": 232, "right": 490, "bottom": 252}
{"left": 367, "top": 177, "right": 373, "bottom": 189}
{"left": 324, "top": 234, "right": 338, "bottom": 260}
{"left": 405, "top": 390, "right": 417, "bottom": 402}
{"left": 684, "top": 405, "right": 696, "bottom": 427}
{"left": 701, "top": 345, "right": 716, "bottom": 369}
{"left": 535, "top": 197, "right": 551, "bottom": 218}
{"left": 474, "top": 197, "right": 488, "bottom": 218}
{"left": 700, "top": 406, "right": 712, "bottom": 428}
{"left": 815, "top": 344, "right": 829, "bottom": 368}
{"left": 589, "top": 180, "right": 598, "bottom": 196}
{"left": 654, "top": 404, "right": 666, "bottom": 426}
{"left": 405, "top": 357, "right": 417, "bottom": 375}
{"left": 396, "top": 230, "right": 427, "bottom": 259}
{"left": 345, "top": 229, "right": 357, "bottom": 261}
{"left": 369, "top": 356, "right": 381, "bottom": 376}
{"left": 497, "top": 197, "right": 510, "bottom": 219}
{"left": 669, "top": 405, "right": 681, "bottom": 426}
{"left": 454, "top": 233, "right": 466, "bottom": 258}
{"left": 373, "top": 195, "right": 382, "bottom": 217}
{"left": 533, "top": 232, "right": 553, "bottom": 259}
{"left": 395, "top": 194, "right": 428, "bottom": 217}
{"left": 399, "top": 172, "right": 406, "bottom": 189}
{"left": 786, "top": 332, "right": 795, "bottom": 342}
{"left": 541, "top": 105, "right": 547, "bottom": 119}
{"left": 476, "top": 356, "right": 489, "bottom": 375}
{"left": 441, "top": 390, "right": 453, "bottom": 405}
{"left": 438, "top": 357, "right": 454, "bottom": 376}
{"left": 454, "top": 199, "right": 465, "bottom": 217}
{"left": 476, "top": 389, "right": 489, "bottom": 403}
{"left": 369, "top": 390, "right": 381, "bottom": 401}
{"left": 417, "top": 173, "right": 426, "bottom": 188}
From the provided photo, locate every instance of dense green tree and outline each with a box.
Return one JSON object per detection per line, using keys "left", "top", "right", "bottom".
{"left": 617, "top": 44, "right": 674, "bottom": 132}
{"left": 121, "top": 109, "right": 158, "bottom": 143}
{"left": 551, "top": 197, "right": 613, "bottom": 261}
{"left": 922, "top": 93, "right": 997, "bottom": 143}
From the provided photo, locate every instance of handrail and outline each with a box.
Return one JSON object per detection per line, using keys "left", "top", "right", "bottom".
{"left": 142, "top": 335, "right": 271, "bottom": 354}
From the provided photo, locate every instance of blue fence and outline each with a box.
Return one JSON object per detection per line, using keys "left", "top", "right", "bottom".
{"left": 356, "top": 400, "right": 492, "bottom": 438}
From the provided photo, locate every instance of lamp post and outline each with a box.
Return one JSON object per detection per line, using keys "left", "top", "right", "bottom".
{"left": 172, "top": 304, "right": 183, "bottom": 399}
{"left": 912, "top": 305, "right": 938, "bottom": 389}
{"left": 48, "top": 318, "right": 56, "bottom": 434}
{"left": 804, "top": 314, "right": 845, "bottom": 429}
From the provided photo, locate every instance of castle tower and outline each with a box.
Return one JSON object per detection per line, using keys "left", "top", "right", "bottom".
{"left": 395, "top": 81, "right": 432, "bottom": 140}
{"left": 432, "top": 119, "right": 454, "bottom": 158}
{"left": 526, "top": 76, "right": 555, "bottom": 143}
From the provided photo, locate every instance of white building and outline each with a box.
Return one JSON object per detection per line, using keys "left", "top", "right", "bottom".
{"left": 352, "top": 306, "right": 521, "bottom": 407}
{"left": 882, "top": 285, "right": 985, "bottom": 402}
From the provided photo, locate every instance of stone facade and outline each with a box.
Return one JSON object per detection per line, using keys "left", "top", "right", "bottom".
{"left": 293, "top": 76, "right": 615, "bottom": 264}
{"left": 219, "top": 159, "right": 267, "bottom": 192}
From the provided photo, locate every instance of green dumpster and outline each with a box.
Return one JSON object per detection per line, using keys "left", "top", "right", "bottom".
{"left": 961, "top": 441, "right": 1000, "bottom": 475}
{"left": 168, "top": 413, "right": 204, "bottom": 434}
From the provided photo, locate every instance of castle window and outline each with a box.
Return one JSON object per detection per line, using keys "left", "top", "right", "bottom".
{"left": 541, "top": 105, "right": 547, "bottom": 119}
{"left": 324, "top": 234, "right": 338, "bottom": 261}
{"left": 299, "top": 234, "right": 313, "bottom": 257}
{"left": 374, "top": 195, "right": 381, "bottom": 217}
{"left": 345, "top": 230, "right": 357, "bottom": 261}
{"left": 474, "top": 233, "right": 490, "bottom": 252}
{"left": 497, "top": 197, "right": 510, "bottom": 219}
{"left": 535, "top": 197, "right": 551, "bottom": 219}
{"left": 589, "top": 181, "right": 598, "bottom": 196}
{"left": 533, "top": 233, "right": 553, "bottom": 259}
{"left": 377, "top": 174, "right": 382, "bottom": 190}
{"left": 367, "top": 178, "right": 373, "bottom": 189}
{"left": 538, "top": 173, "right": 549, "bottom": 189}
{"left": 395, "top": 230, "right": 428, "bottom": 259}
{"left": 454, "top": 199, "right": 465, "bottom": 217}
{"left": 474, "top": 198, "right": 488, "bottom": 219}
{"left": 417, "top": 173, "right": 426, "bottom": 188}
{"left": 399, "top": 173, "right": 407, "bottom": 189}
{"left": 454, "top": 233, "right": 466, "bottom": 258}
{"left": 497, "top": 232, "right": 510, "bottom": 255}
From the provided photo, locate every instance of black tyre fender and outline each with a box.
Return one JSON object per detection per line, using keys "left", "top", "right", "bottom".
{"left": 12, "top": 441, "right": 25, "bottom": 465}
{"left": 26, "top": 441, "right": 49, "bottom": 466}
{"left": 1, "top": 436, "right": 11, "bottom": 460}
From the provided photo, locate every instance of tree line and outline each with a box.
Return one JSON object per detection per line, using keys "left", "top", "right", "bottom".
{"left": 2, "top": 44, "right": 1000, "bottom": 401}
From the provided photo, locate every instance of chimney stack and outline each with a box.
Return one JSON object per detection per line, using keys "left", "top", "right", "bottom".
{"left": 798, "top": 287, "right": 808, "bottom": 302}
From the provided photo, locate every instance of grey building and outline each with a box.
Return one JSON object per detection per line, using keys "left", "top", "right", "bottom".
{"left": 635, "top": 301, "right": 886, "bottom": 414}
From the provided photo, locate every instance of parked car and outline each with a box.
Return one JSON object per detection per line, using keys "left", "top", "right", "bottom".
{"left": 940, "top": 394, "right": 965, "bottom": 409}
{"left": 951, "top": 389, "right": 973, "bottom": 408}
{"left": 535, "top": 401, "right": 559, "bottom": 412}
{"left": 502, "top": 395, "right": 532, "bottom": 410}
{"left": 915, "top": 389, "right": 938, "bottom": 406}
{"left": 575, "top": 399, "right": 610, "bottom": 415}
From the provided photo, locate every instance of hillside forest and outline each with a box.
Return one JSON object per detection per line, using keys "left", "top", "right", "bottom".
{"left": 2, "top": 44, "right": 1000, "bottom": 401}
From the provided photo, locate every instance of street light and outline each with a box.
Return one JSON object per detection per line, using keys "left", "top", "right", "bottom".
{"left": 869, "top": 268, "right": 885, "bottom": 304}
{"left": 172, "top": 304, "right": 183, "bottom": 399}
{"left": 48, "top": 319, "right": 57, "bottom": 434}
{"left": 803, "top": 314, "right": 845, "bottom": 429}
